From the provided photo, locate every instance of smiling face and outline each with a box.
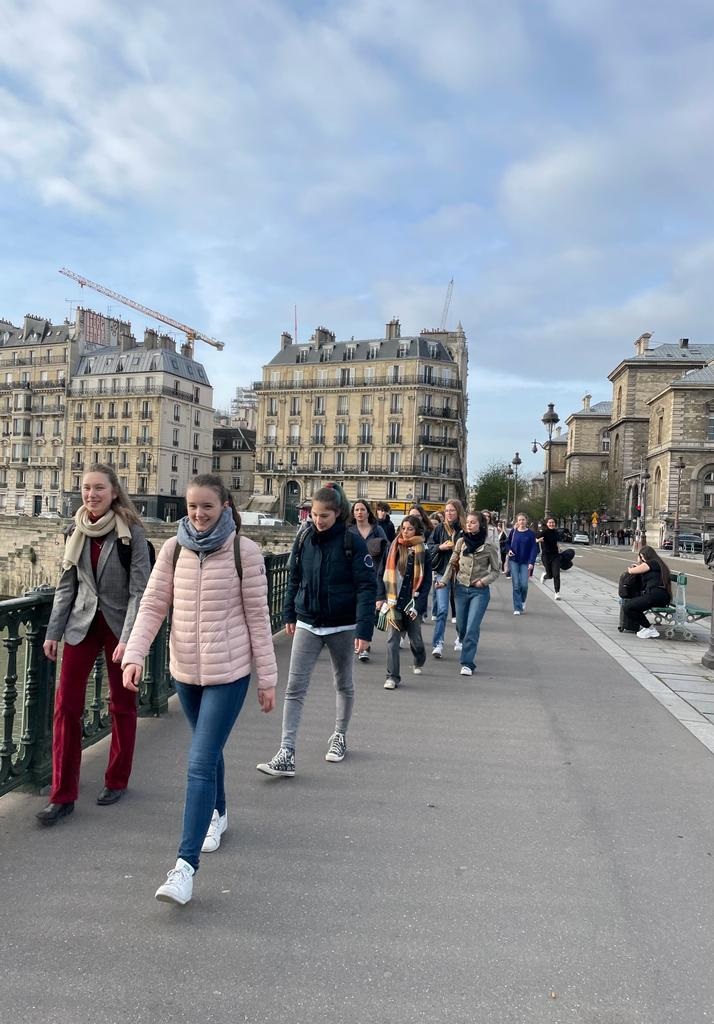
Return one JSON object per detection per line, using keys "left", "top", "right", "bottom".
{"left": 186, "top": 484, "right": 228, "bottom": 533}
{"left": 82, "top": 471, "right": 117, "bottom": 518}
{"left": 444, "top": 503, "right": 459, "bottom": 525}
{"left": 311, "top": 500, "right": 338, "bottom": 532}
{"left": 546, "top": 517, "right": 556, "bottom": 530}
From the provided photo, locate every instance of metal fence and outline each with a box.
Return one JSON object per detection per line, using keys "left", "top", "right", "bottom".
{"left": 0, "top": 550, "right": 291, "bottom": 797}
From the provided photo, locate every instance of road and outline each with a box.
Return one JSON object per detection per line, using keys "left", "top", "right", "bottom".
{"left": 568, "top": 542, "right": 714, "bottom": 610}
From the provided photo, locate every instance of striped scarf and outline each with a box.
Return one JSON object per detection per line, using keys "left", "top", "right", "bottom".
{"left": 384, "top": 535, "right": 425, "bottom": 606}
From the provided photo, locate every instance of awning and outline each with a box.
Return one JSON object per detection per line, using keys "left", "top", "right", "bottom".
{"left": 245, "top": 495, "right": 278, "bottom": 512}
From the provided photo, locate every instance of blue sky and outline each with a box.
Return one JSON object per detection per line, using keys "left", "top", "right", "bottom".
{"left": 2, "top": 0, "right": 714, "bottom": 482}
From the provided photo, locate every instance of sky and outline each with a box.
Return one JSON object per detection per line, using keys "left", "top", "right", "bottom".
{"left": 2, "top": 0, "right": 714, "bottom": 483}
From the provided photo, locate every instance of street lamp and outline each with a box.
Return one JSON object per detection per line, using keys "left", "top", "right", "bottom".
{"left": 531, "top": 403, "right": 560, "bottom": 518}
{"left": 505, "top": 466, "right": 514, "bottom": 524}
{"left": 672, "top": 456, "right": 686, "bottom": 557}
{"left": 511, "top": 452, "right": 522, "bottom": 515}
{"left": 638, "top": 462, "right": 650, "bottom": 548}
{"left": 276, "top": 458, "right": 286, "bottom": 521}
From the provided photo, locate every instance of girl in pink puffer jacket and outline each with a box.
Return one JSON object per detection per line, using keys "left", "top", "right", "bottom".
{"left": 122, "top": 474, "right": 277, "bottom": 906}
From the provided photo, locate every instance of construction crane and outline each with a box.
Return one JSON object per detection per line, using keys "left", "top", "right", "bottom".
{"left": 440, "top": 278, "right": 454, "bottom": 330}
{"left": 58, "top": 267, "right": 225, "bottom": 358}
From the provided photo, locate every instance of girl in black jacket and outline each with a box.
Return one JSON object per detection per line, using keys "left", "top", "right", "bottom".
{"left": 382, "top": 516, "right": 432, "bottom": 689}
{"left": 257, "top": 484, "right": 377, "bottom": 777}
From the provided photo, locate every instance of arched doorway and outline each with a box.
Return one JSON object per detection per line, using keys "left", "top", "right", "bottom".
{"left": 285, "top": 480, "right": 301, "bottom": 525}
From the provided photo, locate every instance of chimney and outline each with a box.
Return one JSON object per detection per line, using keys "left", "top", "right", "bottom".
{"left": 280, "top": 331, "right": 293, "bottom": 351}
{"left": 144, "top": 327, "right": 158, "bottom": 350}
{"left": 634, "top": 332, "right": 652, "bottom": 356}
{"left": 314, "top": 326, "right": 331, "bottom": 349}
{"left": 582, "top": 393, "right": 591, "bottom": 411}
{"left": 555, "top": 426, "right": 562, "bottom": 437}
{"left": 180, "top": 342, "right": 192, "bottom": 359}
{"left": 159, "top": 333, "right": 176, "bottom": 352}
{"left": 386, "top": 318, "right": 401, "bottom": 340}
{"left": 679, "top": 337, "right": 689, "bottom": 349}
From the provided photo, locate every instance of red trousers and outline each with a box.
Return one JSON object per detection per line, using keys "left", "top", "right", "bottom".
{"left": 50, "top": 615, "right": 137, "bottom": 804}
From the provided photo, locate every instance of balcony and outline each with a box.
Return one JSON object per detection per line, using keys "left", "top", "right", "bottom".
{"left": 263, "top": 436, "right": 278, "bottom": 446}
{"left": 107, "top": 411, "right": 118, "bottom": 419}
{"left": 387, "top": 435, "right": 402, "bottom": 446}
{"left": 71, "top": 460, "right": 84, "bottom": 470}
{"left": 139, "top": 411, "right": 153, "bottom": 420}
{"left": 73, "top": 413, "right": 86, "bottom": 420}
{"left": 358, "top": 436, "right": 373, "bottom": 446}
{"left": 310, "top": 435, "right": 326, "bottom": 446}
{"left": 418, "top": 435, "right": 459, "bottom": 449}
{"left": 121, "top": 411, "right": 132, "bottom": 418}
{"left": 136, "top": 437, "right": 153, "bottom": 446}
{"left": 103, "top": 437, "right": 119, "bottom": 445}
{"left": 16, "top": 481, "right": 26, "bottom": 489}
{"left": 334, "top": 435, "right": 349, "bottom": 445}
{"left": 418, "top": 405, "right": 458, "bottom": 419}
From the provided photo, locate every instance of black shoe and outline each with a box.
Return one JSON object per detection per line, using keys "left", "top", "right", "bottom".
{"left": 96, "top": 787, "right": 125, "bottom": 806}
{"left": 36, "top": 802, "right": 74, "bottom": 826}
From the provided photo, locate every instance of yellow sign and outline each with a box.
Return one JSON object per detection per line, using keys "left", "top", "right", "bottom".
{"left": 591, "top": 513, "right": 599, "bottom": 525}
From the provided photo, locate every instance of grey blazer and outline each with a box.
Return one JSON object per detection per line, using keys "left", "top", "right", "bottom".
{"left": 46, "top": 523, "right": 151, "bottom": 646}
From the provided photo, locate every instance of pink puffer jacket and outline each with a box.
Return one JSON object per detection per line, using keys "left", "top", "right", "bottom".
{"left": 123, "top": 533, "right": 278, "bottom": 689}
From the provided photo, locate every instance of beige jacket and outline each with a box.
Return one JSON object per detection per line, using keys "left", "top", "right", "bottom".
{"left": 123, "top": 533, "right": 278, "bottom": 689}
{"left": 439, "top": 538, "right": 501, "bottom": 589}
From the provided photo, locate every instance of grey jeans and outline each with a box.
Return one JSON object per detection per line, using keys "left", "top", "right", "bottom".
{"left": 386, "top": 615, "right": 426, "bottom": 684}
{"left": 281, "top": 626, "right": 356, "bottom": 751}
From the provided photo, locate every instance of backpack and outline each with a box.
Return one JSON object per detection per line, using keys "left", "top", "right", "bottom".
{"left": 64, "top": 523, "right": 156, "bottom": 578}
{"left": 292, "top": 523, "right": 354, "bottom": 573}
{"left": 172, "top": 534, "right": 243, "bottom": 579}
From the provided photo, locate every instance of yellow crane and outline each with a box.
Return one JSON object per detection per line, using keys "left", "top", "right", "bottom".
{"left": 59, "top": 268, "right": 225, "bottom": 359}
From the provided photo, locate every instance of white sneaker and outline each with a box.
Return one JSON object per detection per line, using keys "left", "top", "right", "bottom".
{"left": 431, "top": 643, "right": 443, "bottom": 658}
{"left": 637, "top": 626, "right": 659, "bottom": 639}
{"left": 431, "top": 614, "right": 436, "bottom": 621}
{"left": 412, "top": 665, "right": 423, "bottom": 675}
{"left": 540, "top": 571, "right": 547, "bottom": 584}
{"left": 460, "top": 666, "right": 473, "bottom": 676}
{"left": 451, "top": 616, "right": 457, "bottom": 624}
{"left": 399, "top": 637, "right": 405, "bottom": 648}
{"left": 554, "top": 593, "right": 561, "bottom": 601}
{"left": 201, "top": 810, "right": 227, "bottom": 853}
{"left": 454, "top": 639, "right": 463, "bottom": 652}
{"left": 155, "top": 858, "right": 194, "bottom": 905}
{"left": 384, "top": 678, "right": 398, "bottom": 689}
{"left": 513, "top": 610, "right": 521, "bottom": 615}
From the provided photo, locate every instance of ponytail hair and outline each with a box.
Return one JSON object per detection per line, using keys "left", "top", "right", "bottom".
{"left": 187, "top": 473, "right": 241, "bottom": 530}
{"left": 313, "top": 482, "right": 350, "bottom": 522}
{"left": 86, "top": 464, "right": 142, "bottom": 527}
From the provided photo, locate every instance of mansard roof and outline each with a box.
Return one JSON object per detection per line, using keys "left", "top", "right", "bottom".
{"left": 267, "top": 334, "right": 456, "bottom": 367}
{"left": 75, "top": 345, "right": 210, "bottom": 385}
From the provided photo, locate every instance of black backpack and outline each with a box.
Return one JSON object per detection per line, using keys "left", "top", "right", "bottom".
{"left": 292, "top": 522, "right": 354, "bottom": 572}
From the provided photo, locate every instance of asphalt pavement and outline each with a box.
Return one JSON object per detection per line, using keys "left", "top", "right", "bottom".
{"left": 3, "top": 572, "right": 714, "bottom": 1024}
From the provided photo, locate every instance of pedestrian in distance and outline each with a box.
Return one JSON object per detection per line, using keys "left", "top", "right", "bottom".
{"left": 374, "top": 500, "right": 396, "bottom": 543}
{"left": 348, "top": 499, "right": 389, "bottom": 662}
{"left": 257, "top": 482, "right": 377, "bottom": 779}
{"left": 497, "top": 520, "right": 510, "bottom": 573}
{"left": 437, "top": 511, "right": 500, "bottom": 675}
{"left": 621, "top": 545, "right": 672, "bottom": 639}
{"left": 507, "top": 512, "right": 538, "bottom": 615}
{"left": 427, "top": 499, "right": 466, "bottom": 658}
{"left": 37, "top": 465, "right": 151, "bottom": 827}
{"left": 481, "top": 509, "right": 499, "bottom": 546}
{"left": 382, "top": 515, "right": 432, "bottom": 689}
{"left": 408, "top": 504, "right": 433, "bottom": 541}
{"left": 122, "top": 474, "right": 277, "bottom": 906}
{"left": 537, "top": 516, "right": 563, "bottom": 600}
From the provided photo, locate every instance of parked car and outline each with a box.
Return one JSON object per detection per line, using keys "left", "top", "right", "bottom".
{"left": 572, "top": 532, "right": 590, "bottom": 544}
{"left": 559, "top": 528, "right": 573, "bottom": 543}
{"left": 662, "top": 533, "right": 703, "bottom": 552}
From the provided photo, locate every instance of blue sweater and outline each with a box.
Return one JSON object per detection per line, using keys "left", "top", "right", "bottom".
{"left": 508, "top": 528, "right": 538, "bottom": 565}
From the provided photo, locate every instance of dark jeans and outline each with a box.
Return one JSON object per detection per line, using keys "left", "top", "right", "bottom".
{"left": 542, "top": 552, "right": 561, "bottom": 593}
{"left": 386, "top": 615, "right": 426, "bottom": 683}
{"left": 175, "top": 677, "right": 250, "bottom": 871}
{"left": 621, "top": 589, "right": 669, "bottom": 630}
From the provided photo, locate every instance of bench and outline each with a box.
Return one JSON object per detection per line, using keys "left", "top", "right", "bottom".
{"left": 651, "top": 572, "right": 710, "bottom": 640}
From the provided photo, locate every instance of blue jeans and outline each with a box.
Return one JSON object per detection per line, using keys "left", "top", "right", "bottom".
{"left": 432, "top": 574, "right": 451, "bottom": 647}
{"left": 454, "top": 583, "right": 490, "bottom": 671}
{"left": 175, "top": 677, "right": 250, "bottom": 871}
{"left": 510, "top": 562, "right": 530, "bottom": 611}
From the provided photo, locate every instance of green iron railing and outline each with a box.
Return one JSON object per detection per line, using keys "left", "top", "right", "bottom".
{"left": 0, "top": 550, "right": 291, "bottom": 797}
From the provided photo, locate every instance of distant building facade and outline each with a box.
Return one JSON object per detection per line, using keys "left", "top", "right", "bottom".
{"left": 211, "top": 425, "right": 256, "bottom": 510}
{"left": 252, "top": 319, "right": 468, "bottom": 518}
{"left": 564, "top": 394, "right": 611, "bottom": 483}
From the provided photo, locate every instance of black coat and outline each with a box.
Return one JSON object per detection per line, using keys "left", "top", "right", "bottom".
{"left": 284, "top": 521, "right": 377, "bottom": 641}
{"left": 427, "top": 522, "right": 462, "bottom": 575}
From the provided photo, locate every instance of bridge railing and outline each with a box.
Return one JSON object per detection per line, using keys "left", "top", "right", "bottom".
{"left": 0, "top": 551, "right": 291, "bottom": 797}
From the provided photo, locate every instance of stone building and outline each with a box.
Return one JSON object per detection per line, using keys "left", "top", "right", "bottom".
{"left": 211, "top": 425, "right": 256, "bottom": 510}
{"left": 564, "top": 395, "right": 611, "bottom": 483}
{"left": 0, "top": 308, "right": 131, "bottom": 516}
{"left": 231, "top": 386, "right": 258, "bottom": 430}
{"left": 607, "top": 335, "right": 714, "bottom": 530}
{"left": 65, "top": 327, "right": 214, "bottom": 520}
{"left": 252, "top": 319, "right": 468, "bottom": 518}
{"left": 530, "top": 427, "right": 567, "bottom": 505}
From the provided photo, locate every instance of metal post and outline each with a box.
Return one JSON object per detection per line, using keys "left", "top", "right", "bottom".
{"left": 541, "top": 403, "right": 559, "bottom": 517}
{"left": 512, "top": 452, "right": 522, "bottom": 514}
{"left": 703, "top": 581, "right": 714, "bottom": 668}
{"left": 673, "top": 456, "right": 686, "bottom": 557}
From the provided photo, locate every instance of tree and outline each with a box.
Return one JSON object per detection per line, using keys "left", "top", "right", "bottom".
{"left": 472, "top": 462, "right": 511, "bottom": 515}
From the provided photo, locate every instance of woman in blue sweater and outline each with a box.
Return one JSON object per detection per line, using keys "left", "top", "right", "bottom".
{"left": 507, "top": 513, "right": 538, "bottom": 614}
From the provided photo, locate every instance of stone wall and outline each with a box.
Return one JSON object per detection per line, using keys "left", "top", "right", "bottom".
{"left": 0, "top": 517, "right": 296, "bottom": 599}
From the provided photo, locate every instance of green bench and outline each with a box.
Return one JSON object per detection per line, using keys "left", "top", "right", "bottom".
{"left": 651, "top": 572, "right": 710, "bottom": 641}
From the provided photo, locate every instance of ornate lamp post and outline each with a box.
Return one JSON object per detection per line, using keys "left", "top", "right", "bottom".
{"left": 505, "top": 467, "right": 514, "bottom": 524}
{"left": 276, "top": 458, "right": 286, "bottom": 521}
{"left": 672, "top": 456, "right": 686, "bottom": 557}
{"left": 639, "top": 463, "right": 650, "bottom": 548}
{"left": 512, "top": 452, "right": 522, "bottom": 515}
{"left": 531, "top": 403, "right": 560, "bottom": 518}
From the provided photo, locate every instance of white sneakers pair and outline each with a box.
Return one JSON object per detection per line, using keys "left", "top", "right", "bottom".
{"left": 154, "top": 809, "right": 227, "bottom": 906}
{"left": 637, "top": 625, "right": 659, "bottom": 639}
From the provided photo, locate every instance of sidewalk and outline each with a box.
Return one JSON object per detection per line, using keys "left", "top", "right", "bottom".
{"left": 4, "top": 580, "right": 714, "bottom": 1023}
{"left": 538, "top": 565, "right": 714, "bottom": 754}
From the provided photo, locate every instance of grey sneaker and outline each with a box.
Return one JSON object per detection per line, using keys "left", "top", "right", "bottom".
{"left": 358, "top": 649, "right": 370, "bottom": 662}
{"left": 256, "top": 747, "right": 295, "bottom": 777}
{"left": 325, "top": 731, "right": 346, "bottom": 762}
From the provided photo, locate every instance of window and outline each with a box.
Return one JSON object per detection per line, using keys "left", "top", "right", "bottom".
{"left": 367, "top": 345, "right": 379, "bottom": 360}
{"left": 174, "top": 455, "right": 181, "bottom": 472}
{"left": 94, "top": 402, "right": 103, "bottom": 418}
{"left": 50, "top": 470, "right": 59, "bottom": 489}
{"left": 267, "top": 398, "right": 278, "bottom": 416}
{"left": 357, "top": 479, "right": 369, "bottom": 498}
{"left": 364, "top": 366, "right": 376, "bottom": 384}
{"left": 336, "top": 424, "right": 348, "bottom": 444}
{"left": 361, "top": 395, "right": 372, "bottom": 415}
{"left": 388, "top": 422, "right": 401, "bottom": 444}
{"left": 336, "top": 450, "right": 345, "bottom": 472}
{"left": 707, "top": 405, "right": 714, "bottom": 441}
{"left": 193, "top": 433, "right": 199, "bottom": 451}
{"left": 653, "top": 466, "right": 662, "bottom": 510}
{"left": 340, "top": 368, "right": 353, "bottom": 386}
{"left": 192, "top": 458, "right": 198, "bottom": 474}
{"left": 293, "top": 370, "right": 303, "bottom": 387}
{"left": 121, "top": 426, "right": 130, "bottom": 443}
{"left": 657, "top": 415, "right": 663, "bottom": 445}
{"left": 174, "top": 404, "right": 181, "bottom": 422}
{"left": 388, "top": 365, "right": 400, "bottom": 384}
{"left": 173, "top": 428, "right": 179, "bottom": 447}
{"left": 290, "top": 397, "right": 301, "bottom": 415}
{"left": 232, "top": 456, "right": 241, "bottom": 470}
{"left": 314, "top": 396, "right": 325, "bottom": 415}
{"left": 390, "top": 394, "right": 402, "bottom": 414}
{"left": 313, "top": 424, "right": 325, "bottom": 443}
{"left": 389, "top": 451, "right": 400, "bottom": 473}
{"left": 264, "top": 478, "right": 273, "bottom": 495}
{"left": 387, "top": 480, "right": 397, "bottom": 499}
{"left": 600, "top": 431, "right": 610, "bottom": 453}
{"left": 297, "top": 348, "right": 309, "bottom": 363}
{"left": 312, "top": 451, "right": 322, "bottom": 471}
{"left": 344, "top": 346, "right": 355, "bottom": 362}
{"left": 34, "top": 471, "right": 43, "bottom": 488}
{"left": 616, "top": 387, "right": 622, "bottom": 419}
{"left": 337, "top": 395, "right": 349, "bottom": 415}
{"left": 703, "top": 471, "right": 714, "bottom": 509}
{"left": 93, "top": 426, "right": 101, "bottom": 443}
{"left": 359, "top": 451, "right": 369, "bottom": 472}
{"left": 170, "top": 479, "right": 178, "bottom": 496}
{"left": 398, "top": 343, "right": 409, "bottom": 358}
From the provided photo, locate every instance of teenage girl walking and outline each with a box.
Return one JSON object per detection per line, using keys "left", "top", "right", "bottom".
{"left": 537, "top": 516, "right": 563, "bottom": 600}
{"left": 382, "top": 515, "right": 432, "bottom": 689}
{"left": 348, "top": 499, "right": 389, "bottom": 662}
{"left": 257, "top": 483, "right": 377, "bottom": 778}
{"left": 122, "top": 474, "right": 277, "bottom": 906}
{"left": 507, "top": 513, "right": 538, "bottom": 615}
{"left": 426, "top": 499, "right": 465, "bottom": 657}
{"left": 437, "top": 511, "right": 500, "bottom": 675}
{"left": 37, "top": 465, "right": 151, "bottom": 826}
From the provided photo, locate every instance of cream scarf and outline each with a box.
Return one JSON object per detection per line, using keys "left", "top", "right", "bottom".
{"left": 62, "top": 507, "right": 132, "bottom": 571}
